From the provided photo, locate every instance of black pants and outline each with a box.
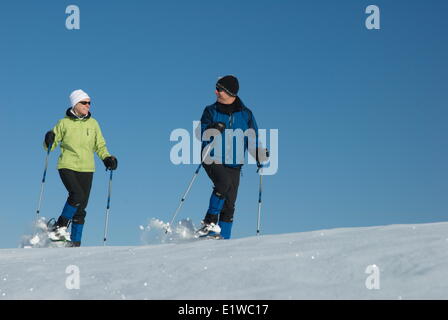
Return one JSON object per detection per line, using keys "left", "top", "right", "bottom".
{"left": 58, "top": 169, "right": 93, "bottom": 226}
{"left": 203, "top": 163, "right": 241, "bottom": 223}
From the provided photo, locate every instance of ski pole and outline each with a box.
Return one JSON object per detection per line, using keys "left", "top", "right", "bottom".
{"left": 36, "top": 147, "right": 51, "bottom": 222}
{"left": 165, "top": 143, "right": 214, "bottom": 233}
{"left": 103, "top": 169, "right": 113, "bottom": 246}
{"left": 256, "top": 165, "right": 263, "bottom": 236}
{"left": 256, "top": 149, "right": 269, "bottom": 235}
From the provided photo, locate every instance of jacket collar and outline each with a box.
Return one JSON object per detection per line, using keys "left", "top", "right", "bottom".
{"left": 215, "top": 96, "right": 244, "bottom": 115}
{"left": 66, "top": 107, "right": 92, "bottom": 120}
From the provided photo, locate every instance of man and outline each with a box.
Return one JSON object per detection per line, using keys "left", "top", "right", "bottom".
{"left": 197, "top": 75, "right": 268, "bottom": 239}
{"left": 43, "top": 89, "right": 118, "bottom": 247}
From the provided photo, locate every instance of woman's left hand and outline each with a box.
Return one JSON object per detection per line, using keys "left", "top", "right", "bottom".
{"left": 103, "top": 156, "right": 118, "bottom": 170}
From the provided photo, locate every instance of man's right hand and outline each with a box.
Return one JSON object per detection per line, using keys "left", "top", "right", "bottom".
{"left": 257, "top": 148, "right": 270, "bottom": 164}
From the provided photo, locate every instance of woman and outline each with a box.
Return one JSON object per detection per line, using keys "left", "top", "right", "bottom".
{"left": 43, "top": 89, "right": 118, "bottom": 247}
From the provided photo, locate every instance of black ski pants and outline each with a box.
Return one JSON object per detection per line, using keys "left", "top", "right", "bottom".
{"left": 203, "top": 163, "right": 241, "bottom": 223}
{"left": 59, "top": 169, "right": 93, "bottom": 225}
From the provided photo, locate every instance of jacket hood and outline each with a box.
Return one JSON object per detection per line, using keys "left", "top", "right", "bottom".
{"left": 65, "top": 107, "right": 92, "bottom": 120}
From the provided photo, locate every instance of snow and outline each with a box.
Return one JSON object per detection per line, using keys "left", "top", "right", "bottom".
{"left": 1, "top": 221, "right": 448, "bottom": 299}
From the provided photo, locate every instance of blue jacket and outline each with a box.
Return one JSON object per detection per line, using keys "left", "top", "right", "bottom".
{"left": 200, "top": 97, "right": 259, "bottom": 168}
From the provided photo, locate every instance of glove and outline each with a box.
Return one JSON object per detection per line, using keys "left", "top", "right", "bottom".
{"left": 103, "top": 156, "right": 118, "bottom": 170}
{"left": 207, "top": 122, "right": 226, "bottom": 134}
{"left": 256, "top": 148, "right": 269, "bottom": 165}
{"left": 44, "top": 131, "right": 55, "bottom": 149}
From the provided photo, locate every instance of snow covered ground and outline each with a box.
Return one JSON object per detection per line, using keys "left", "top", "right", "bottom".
{"left": 1, "top": 221, "right": 448, "bottom": 300}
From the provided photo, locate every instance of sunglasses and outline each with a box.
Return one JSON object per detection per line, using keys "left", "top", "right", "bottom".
{"left": 79, "top": 101, "right": 91, "bottom": 105}
{"left": 216, "top": 86, "right": 224, "bottom": 92}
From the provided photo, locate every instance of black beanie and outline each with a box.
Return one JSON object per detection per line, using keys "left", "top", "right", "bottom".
{"left": 216, "top": 75, "right": 239, "bottom": 97}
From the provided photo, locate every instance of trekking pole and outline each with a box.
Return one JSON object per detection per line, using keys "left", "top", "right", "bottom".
{"left": 165, "top": 142, "right": 214, "bottom": 234}
{"left": 256, "top": 165, "right": 263, "bottom": 236}
{"left": 103, "top": 169, "right": 113, "bottom": 246}
{"left": 36, "top": 147, "right": 51, "bottom": 222}
{"left": 256, "top": 149, "right": 269, "bottom": 236}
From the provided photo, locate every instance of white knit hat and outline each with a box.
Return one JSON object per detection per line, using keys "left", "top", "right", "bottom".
{"left": 69, "top": 89, "right": 90, "bottom": 107}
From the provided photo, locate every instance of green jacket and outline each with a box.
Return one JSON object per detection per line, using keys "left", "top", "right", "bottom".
{"left": 44, "top": 108, "right": 111, "bottom": 172}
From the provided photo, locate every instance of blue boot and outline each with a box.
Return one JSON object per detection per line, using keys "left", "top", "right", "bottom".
{"left": 203, "top": 191, "right": 226, "bottom": 224}
{"left": 197, "top": 192, "right": 225, "bottom": 237}
{"left": 218, "top": 221, "right": 233, "bottom": 239}
{"left": 70, "top": 223, "right": 84, "bottom": 246}
{"left": 207, "top": 192, "right": 225, "bottom": 215}
{"left": 56, "top": 202, "right": 78, "bottom": 227}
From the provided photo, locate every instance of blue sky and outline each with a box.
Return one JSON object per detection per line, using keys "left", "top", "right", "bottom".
{"left": 0, "top": 0, "right": 447, "bottom": 248}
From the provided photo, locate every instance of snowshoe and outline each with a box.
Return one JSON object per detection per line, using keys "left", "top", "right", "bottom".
{"left": 48, "top": 226, "right": 71, "bottom": 242}
{"left": 46, "top": 218, "right": 57, "bottom": 231}
{"left": 195, "top": 221, "right": 221, "bottom": 238}
{"left": 21, "top": 217, "right": 72, "bottom": 248}
{"left": 202, "top": 233, "right": 224, "bottom": 240}
{"left": 47, "top": 217, "right": 72, "bottom": 242}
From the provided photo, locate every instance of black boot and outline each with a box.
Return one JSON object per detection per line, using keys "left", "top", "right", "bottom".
{"left": 66, "top": 241, "right": 81, "bottom": 247}
{"left": 57, "top": 216, "right": 71, "bottom": 228}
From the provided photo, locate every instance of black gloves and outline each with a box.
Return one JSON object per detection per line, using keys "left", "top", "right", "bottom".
{"left": 44, "top": 131, "right": 55, "bottom": 148}
{"left": 103, "top": 156, "right": 118, "bottom": 170}
{"left": 207, "top": 122, "right": 226, "bottom": 134}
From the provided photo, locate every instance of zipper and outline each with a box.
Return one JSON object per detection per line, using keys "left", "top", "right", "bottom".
{"left": 228, "top": 113, "right": 234, "bottom": 165}
{"left": 79, "top": 121, "right": 83, "bottom": 147}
